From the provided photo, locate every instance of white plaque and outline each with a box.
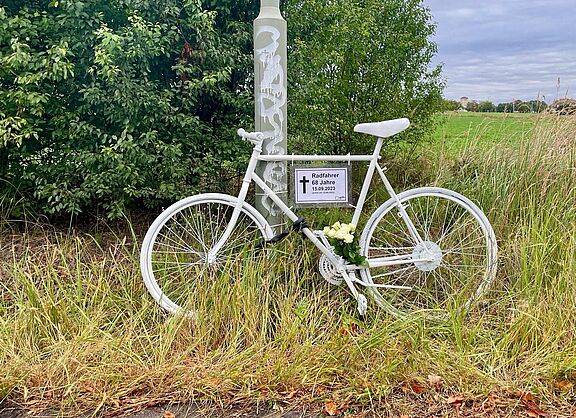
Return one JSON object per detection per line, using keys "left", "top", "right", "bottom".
{"left": 292, "top": 166, "right": 351, "bottom": 207}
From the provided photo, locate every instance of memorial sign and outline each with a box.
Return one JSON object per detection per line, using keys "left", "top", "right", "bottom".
{"left": 292, "top": 166, "right": 351, "bottom": 207}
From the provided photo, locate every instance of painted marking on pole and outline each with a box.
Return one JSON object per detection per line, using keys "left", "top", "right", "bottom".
{"left": 292, "top": 166, "right": 351, "bottom": 207}
{"left": 255, "top": 25, "right": 287, "bottom": 217}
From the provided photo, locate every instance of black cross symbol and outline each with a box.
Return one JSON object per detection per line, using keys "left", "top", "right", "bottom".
{"left": 299, "top": 176, "right": 310, "bottom": 194}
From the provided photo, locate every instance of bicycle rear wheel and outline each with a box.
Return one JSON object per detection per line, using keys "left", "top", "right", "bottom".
{"left": 140, "top": 193, "right": 272, "bottom": 318}
{"left": 360, "top": 187, "right": 497, "bottom": 318}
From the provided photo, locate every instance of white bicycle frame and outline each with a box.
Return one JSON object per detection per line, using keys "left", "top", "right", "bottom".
{"left": 207, "top": 131, "right": 432, "bottom": 305}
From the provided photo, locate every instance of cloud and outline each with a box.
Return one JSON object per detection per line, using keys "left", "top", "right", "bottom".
{"left": 424, "top": 0, "right": 576, "bottom": 103}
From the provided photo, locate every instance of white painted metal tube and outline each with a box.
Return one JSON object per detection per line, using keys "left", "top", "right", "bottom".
{"left": 357, "top": 282, "right": 413, "bottom": 290}
{"left": 351, "top": 138, "right": 385, "bottom": 226}
{"left": 208, "top": 148, "right": 262, "bottom": 258}
{"left": 375, "top": 163, "right": 424, "bottom": 244}
{"left": 252, "top": 173, "right": 299, "bottom": 222}
{"left": 257, "top": 155, "right": 375, "bottom": 162}
{"left": 368, "top": 256, "right": 430, "bottom": 268}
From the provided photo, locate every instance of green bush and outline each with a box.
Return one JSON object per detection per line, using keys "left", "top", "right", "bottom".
{"left": 0, "top": 0, "right": 253, "bottom": 218}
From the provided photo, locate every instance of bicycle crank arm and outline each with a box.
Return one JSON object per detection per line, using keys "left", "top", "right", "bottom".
{"left": 340, "top": 270, "right": 368, "bottom": 316}
{"left": 357, "top": 293, "right": 367, "bottom": 316}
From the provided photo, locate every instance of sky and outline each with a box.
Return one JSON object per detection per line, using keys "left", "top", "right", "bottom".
{"left": 423, "top": 0, "right": 576, "bottom": 104}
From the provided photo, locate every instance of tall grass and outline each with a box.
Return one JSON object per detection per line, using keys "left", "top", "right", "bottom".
{"left": 1, "top": 116, "right": 576, "bottom": 416}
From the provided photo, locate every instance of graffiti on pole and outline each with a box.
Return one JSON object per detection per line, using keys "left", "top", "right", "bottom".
{"left": 255, "top": 25, "right": 287, "bottom": 217}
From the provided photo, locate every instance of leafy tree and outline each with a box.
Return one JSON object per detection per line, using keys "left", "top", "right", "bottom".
{"left": 1, "top": 0, "right": 446, "bottom": 218}
{"left": 513, "top": 101, "right": 530, "bottom": 113}
{"left": 441, "top": 99, "right": 460, "bottom": 112}
{"left": 285, "top": 0, "right": 444, "bottom": 154}
{"left": 466, "top": 101, "right": 479, "bottom": 112}
{"left": 526, "top": 99, "right": 547, "bottom": 113}
{"left": 0, "top": 0, "right": 252, "bottom": 218}
{"left": 496, "top": 102, "right": 514, "bottom": 113}
{"left": 478, "top": 101, "right": 495, "bottom": 112}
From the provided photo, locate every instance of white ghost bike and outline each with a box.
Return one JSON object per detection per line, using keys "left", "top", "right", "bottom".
{"left": 140, "top": 118, "right": 497, "bottom": 319}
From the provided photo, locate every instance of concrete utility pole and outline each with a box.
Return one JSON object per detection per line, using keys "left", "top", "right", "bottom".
{"left": 254, "top": 0, "right": 288, "bottom": 232}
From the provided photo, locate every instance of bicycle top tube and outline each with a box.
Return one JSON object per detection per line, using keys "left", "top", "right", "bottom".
{"left": 257, "top": 154, "right": 377, "bottom": 162}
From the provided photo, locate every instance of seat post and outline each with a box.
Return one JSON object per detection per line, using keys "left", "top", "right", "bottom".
{"left": 351, "top": 137, "right": 384, "bottom": 226}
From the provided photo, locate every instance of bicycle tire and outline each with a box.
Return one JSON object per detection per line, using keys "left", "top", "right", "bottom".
{"left": 140, "top": 193, "right": 272, "bottom": 318}
{"left": 359, "top": 187, "right": 497, "bottom": 318}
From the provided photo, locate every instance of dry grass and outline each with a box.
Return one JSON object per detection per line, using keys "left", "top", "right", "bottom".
{"left": 1, "top": 116, "right": 576, "bottom": 417}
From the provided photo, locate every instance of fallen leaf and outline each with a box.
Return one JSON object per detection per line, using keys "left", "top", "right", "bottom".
{"left": 428, "top": 374, "right": 443, "bottom": 390}
{"left": 446, "top": 395, "right": 465, "bottom": 405}
{"left": 553, "top": 380, "right": 574, "bottom": 392}
{"left": 520, "top": 392, "right": 535, "bottom": 402}
{"left": 324, "top": 401, "right": 339, "bottom": 416}
{"left": 408, "top": 381, "right": 427, "bottom": 394}
{"left": 520, "top": 392, "right": 546, "bottom": 417}
{"left": 282, "top": 389, "right": 297, "bottom": 399}
{"left": 163, "top": 411, "right": 175, "bottom": 418}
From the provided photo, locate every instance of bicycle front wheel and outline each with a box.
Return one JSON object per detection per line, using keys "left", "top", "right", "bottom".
{"left": 360, "top": 187, "right": 497, "bottom": 318}
{"left": 140, "top": 193, "right": 272, "bottom": 318}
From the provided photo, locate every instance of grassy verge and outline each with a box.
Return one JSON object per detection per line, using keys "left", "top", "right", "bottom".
{"left": 432, "top": 112, "right": 536, "bottom": 154}
{"left": 1, "top": 115, "right": 576, "bottom": 416}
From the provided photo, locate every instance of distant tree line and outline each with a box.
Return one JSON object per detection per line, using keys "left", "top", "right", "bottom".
{"left": 442, "top": 98, "right": 576, "bottom": 114}
{"left": 442, "top": 98, "right": 549, "bottom": 113}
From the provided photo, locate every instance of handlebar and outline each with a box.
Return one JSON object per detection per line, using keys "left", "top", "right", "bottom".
{"left": 237, "top": 128, "right": 264, "bottom": 143}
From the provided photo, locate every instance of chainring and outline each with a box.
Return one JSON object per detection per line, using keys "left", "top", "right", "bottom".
{"left": 319, "top": 254, "right": 344, "bottom": 285}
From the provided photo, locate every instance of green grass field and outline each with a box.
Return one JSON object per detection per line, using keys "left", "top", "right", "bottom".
{"left": 1, "top": 114, "right": 576, "bottom": 417}
{"left": 432, "top": 112, "right": 537, "bottom": 154}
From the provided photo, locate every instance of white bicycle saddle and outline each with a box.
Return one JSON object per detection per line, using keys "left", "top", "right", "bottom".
{"left": 354, "top": 118, "right": 410, "bottom": 138}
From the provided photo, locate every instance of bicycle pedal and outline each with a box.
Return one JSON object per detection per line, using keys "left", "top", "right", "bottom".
{"left": 356, "top": 293, "right": 368, "bottom": 316}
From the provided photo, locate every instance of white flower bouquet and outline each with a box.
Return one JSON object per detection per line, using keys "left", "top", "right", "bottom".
{"left": 323, "top": 222, "right": 367, "bottom": 266}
